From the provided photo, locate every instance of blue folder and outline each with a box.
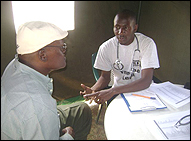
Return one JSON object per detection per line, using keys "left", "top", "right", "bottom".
{"left": 120, "top": 93, "right": 167, "bottom": 112}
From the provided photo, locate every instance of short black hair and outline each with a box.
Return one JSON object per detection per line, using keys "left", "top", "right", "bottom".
{"left": 116, "top": 9, "right": 137, "bottom": 24}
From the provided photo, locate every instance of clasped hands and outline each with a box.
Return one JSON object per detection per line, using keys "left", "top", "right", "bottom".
{"left": 80, "top": 84, "right": 113, "bottom": 104}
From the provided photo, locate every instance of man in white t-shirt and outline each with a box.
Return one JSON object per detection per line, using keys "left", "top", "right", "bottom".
{"left": 80, "top": 9, "right": 160, "bottom": 104}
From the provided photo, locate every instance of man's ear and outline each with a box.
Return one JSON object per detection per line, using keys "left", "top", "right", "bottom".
{"left": 134, "top": 24, "right": 138, "bottom": 32}
{"left": 38, "top": 48, "right": 47, "bottom": 62}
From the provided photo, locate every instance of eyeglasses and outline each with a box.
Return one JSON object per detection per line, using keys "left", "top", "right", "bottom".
{"left": 46, "top": 43, "right": 67, "bottom": 51}
{"left": 174, "top": 114, "right": 190, "bottom": 129}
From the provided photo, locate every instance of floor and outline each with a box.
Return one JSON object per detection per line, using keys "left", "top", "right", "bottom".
{"left": 86, "top": 101, "right": 107, "bottom": 140}
{"left": 57, "top": 96, "right": 108, "bottom": 140}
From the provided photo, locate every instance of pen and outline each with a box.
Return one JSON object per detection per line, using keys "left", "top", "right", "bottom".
{"left": 132, "top": 94, "right": 156, "bottom": 100}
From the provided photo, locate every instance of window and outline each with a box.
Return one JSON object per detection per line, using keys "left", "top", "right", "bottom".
{"left": 11, "top": 1, "right": 74, "bottom": 33}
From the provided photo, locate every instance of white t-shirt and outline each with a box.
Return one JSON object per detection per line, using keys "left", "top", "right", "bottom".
{"left": 94, "top": 33, "right": 160, "bottom": 87}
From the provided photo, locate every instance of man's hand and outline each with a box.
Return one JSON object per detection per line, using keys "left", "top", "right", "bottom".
{"left": 80, "top": 84, "right": 93, "bottom": 95}
{"left": 80, "top": 84, "right": 93, "bottom": 101}
{"left": 83, "top": 88, "right": 114, "bottom": 104}
{"left": 80, "top": 84, "right": 98, "bottom": 104}
{"left": 62, "top": 126, "right": 75, "bottom": 138}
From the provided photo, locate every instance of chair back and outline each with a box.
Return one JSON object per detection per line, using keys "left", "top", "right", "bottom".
{"left": 91, "top": 52, "right": 114, "bottom": 87}
{"left": 91, "top": 52, "right": 100, "bottom": 81}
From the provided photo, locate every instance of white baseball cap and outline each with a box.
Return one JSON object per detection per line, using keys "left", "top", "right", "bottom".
{"left": 16, "top": 21, "right": 68, "bottom": 55}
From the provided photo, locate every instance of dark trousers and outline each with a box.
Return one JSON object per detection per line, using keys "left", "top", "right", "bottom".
{"left": 57, "top": 102, "right": 92, "bottom": 140}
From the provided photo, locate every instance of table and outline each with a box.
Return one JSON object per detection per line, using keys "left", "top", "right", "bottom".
{"left": 104, "top": 84, "right": 190, "bottom": 140}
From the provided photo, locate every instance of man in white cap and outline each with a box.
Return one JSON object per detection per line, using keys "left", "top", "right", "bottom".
{"left": 1, "top": 21, "right": 92, "bottom": 140}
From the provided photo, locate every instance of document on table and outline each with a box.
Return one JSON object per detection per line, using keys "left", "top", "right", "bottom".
{"left": 146, "top": 110, "right": 190, "bottom": 140}
{"left": 148, "top": 81, "right": 190, "bottom": 108}
{"left": 121, "top": 90, "right": 167, "bottom": 112}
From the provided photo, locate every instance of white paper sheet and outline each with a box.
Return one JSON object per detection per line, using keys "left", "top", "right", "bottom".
{"left": 146, "top": 110, "right": 190, "bottom": 140}
{"left": 148, "top": 81, "right": 190, "bottom": 108}
{"left": 123, "top": 90, "right": 167, "bottom": 112}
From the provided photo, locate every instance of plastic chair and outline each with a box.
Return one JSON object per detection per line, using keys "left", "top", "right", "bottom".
{"left": 92, "top": 52, "right": 116, "bottom": 123}
{"left": 91, "top": 52, "right": 163, "bottom": 123}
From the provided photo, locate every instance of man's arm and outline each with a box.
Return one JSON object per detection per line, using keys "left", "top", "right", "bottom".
{"left": 80, "top": 70, "right": 111, "bottom": 96}
{"left": 91, "top": 70, "right": 111, "bottom": 91}
{"left": 83, "top": 68, "right": 154, "bottom": 104}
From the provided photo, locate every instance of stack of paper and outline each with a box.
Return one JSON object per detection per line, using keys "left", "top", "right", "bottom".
{"left": 148, "top": 81, "right": 190, "bottom": 108}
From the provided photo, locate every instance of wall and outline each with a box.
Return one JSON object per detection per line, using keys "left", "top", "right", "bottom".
{"left": 1, "top": 1, "right": 139, "bottom": 100}
{"left": 138, "top": 1, "right": 190, "bottom": 85}
{"left": 1, "top": 1, "right": 190, "bottom": 100}
{"left": 1, "top": 1, "right": 16, "bottom": 73}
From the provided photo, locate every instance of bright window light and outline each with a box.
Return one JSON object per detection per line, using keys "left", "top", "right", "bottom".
{"left": 11, "top": 1, "right": 74, "bottom": 33}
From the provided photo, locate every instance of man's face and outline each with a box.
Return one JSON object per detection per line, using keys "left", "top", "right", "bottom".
{"left": 113, "top": 15, "right": 138, "bottom": 45}
{"left": 44, "top": 39, "right": 67, "bottom": 71}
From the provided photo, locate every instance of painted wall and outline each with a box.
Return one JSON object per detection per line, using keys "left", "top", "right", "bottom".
{"left": 1, "top": 1, "right": 190, "bottom": 100}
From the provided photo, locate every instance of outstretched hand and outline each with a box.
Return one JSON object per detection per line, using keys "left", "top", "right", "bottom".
{"left": 80, "top": 84, "right": 93, "bottom": 98}
{"left": 80, "top": 84, "right": 97, "bottom": 103}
